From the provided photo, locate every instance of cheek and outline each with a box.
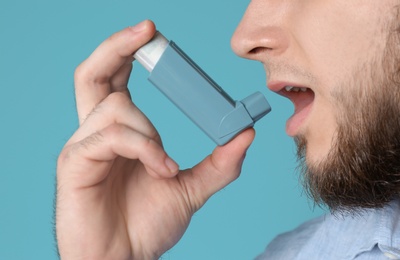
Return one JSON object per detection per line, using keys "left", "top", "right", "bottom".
{"left": 293, "top": 4, "right": 385, "bottom": 93}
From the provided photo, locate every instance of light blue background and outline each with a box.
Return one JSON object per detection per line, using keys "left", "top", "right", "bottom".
{"left": 0, "top": 0, "right": 324, "bottom": 259}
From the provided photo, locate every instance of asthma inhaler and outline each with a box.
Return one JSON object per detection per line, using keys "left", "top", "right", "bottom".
{"left": 134, "top": 32, "right": 271, "bottom": 145}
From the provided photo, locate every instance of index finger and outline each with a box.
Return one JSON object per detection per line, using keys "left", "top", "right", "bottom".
{"left": 74, "top": 20, "right": 156, "bottom": 123}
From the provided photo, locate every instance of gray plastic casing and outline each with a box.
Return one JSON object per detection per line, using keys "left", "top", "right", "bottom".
{"left": 137, "top": 36, "right": 271, "bottom": 145}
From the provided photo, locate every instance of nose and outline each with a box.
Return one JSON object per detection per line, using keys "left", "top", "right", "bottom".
{"left": 231, "top": 0, "right": 290, "bottom": 61}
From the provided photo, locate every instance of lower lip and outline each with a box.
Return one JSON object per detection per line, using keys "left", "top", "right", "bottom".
{"left": 286, "top": 102, "right": 313, "bottom": 136}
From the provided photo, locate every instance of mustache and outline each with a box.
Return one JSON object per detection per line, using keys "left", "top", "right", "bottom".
{"left": 263, "top": 61, "right": 317, "bottom": 85}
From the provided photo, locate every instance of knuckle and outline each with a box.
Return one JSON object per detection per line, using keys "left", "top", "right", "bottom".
{"left": 74, "top": 62, "right": 91, "bottom": 84}
{"left": 106, "top": 91, "right": 130, "bottom": 105}
{"left": 57, "top": 147, "right": 71, "bottom": 166}
{"left": 141, "top": 136, "right": 154, "bottom": 149}
{"left": 103, "top": 124, "right": 125, "bottom": 142}
{"left": 106, "top": 31, "right": 120, "bottom": 44}
{"left": 57, "top": 131, "right": 105, "bottom": 167}
{"left": 74, "top": 61, "right": 109, "bottom": 88}
{"left": 104, "top": 92, "right": 132, "bottom": 111}
{"left": 140, "top": 137, "right": 161, "bottom": 155}
{"left": 79, "top": 131, "right": 104, "bottom": 150}
{"left": 106, "top": 123, "right": 123, "bottom": 134}
{"left": 148, "top": 129, "right": 161, "bottom": 143}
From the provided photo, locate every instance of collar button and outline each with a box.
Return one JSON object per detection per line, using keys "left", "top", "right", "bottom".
{"left": 384, "top": 252, "right": 400, "bottom": 259}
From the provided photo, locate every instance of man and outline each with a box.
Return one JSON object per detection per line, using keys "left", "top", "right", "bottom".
{"left": 56, "top": 0, "right": 400, "bottom": 259}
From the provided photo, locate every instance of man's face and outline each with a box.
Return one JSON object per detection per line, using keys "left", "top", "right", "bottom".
{"left": 231, "top": 0, "right": 400, "bottom": 210}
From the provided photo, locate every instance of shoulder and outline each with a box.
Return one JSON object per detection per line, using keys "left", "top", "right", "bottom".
{"left": 255, "top": 199, "right": 400, "bottom": 260}
{"left": 255, "top": 215, "right": 326, "bottom": 260}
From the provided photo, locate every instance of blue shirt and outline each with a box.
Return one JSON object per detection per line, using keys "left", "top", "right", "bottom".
{"left": 256, "top": 199, "right": 400, "bottom": 260}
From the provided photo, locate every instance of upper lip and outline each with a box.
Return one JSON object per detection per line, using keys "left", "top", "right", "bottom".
{"left": 267, "top": 81, "right": 311, "bottom": 96}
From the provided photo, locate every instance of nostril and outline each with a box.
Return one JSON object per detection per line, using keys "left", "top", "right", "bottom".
{"left": 249, "top": 47, "right": 272, "bottom": 55}
{"left": 249, "top": 47, "right": 263, "bottom": 55}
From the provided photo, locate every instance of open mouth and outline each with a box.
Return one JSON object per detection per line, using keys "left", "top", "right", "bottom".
{"left": 269, "top": 83, "right": 315, "bottom": 136}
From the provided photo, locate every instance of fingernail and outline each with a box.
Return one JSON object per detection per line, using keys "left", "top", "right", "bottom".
{"left": 130, "top": 20, "right": 148, "bottom": 33}
{"left": 165, "top": 157, "right": 179, "bottom": 173}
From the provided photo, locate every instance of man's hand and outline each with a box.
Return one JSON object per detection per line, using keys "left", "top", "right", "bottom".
{"left": 56, "top": 20, "right": 255, "bottom": 259}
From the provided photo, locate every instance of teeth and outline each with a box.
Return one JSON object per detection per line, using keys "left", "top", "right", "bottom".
{"left": 285, "top": 86, "right": 308, "bottom": 92}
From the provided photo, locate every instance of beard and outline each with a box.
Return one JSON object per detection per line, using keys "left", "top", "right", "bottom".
{"left": 296, "top": 10, "right": 400, "bottom": 213}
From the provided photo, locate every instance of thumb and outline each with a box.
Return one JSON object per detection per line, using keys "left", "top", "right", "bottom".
{"left": 183, "top": 128, "right": 256, "bottom": 211}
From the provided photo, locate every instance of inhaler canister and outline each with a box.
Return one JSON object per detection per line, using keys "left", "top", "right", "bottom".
{"left": 133, "top": 32, "right": 271, "bottom": 145}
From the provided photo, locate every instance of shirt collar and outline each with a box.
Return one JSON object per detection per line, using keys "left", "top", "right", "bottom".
{"left": 324, "top": 198, "right": 400, "bottom": 259}
{"left": 376, "top": 199, "right": 400, "bottom": 257}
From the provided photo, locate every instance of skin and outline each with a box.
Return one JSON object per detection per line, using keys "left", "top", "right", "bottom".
{"left": 56, "top": 20, "right": 254, "bottom": 259}
{"left": 56, "top": 1, "right": 399, "bottom": 259}
{"left": 232, "top": 0, "right": 400, "bottom": 211}
{"left": 231, "top": 0, "right": 398, "bottom": 165}
{"left": 295, "top": 9, "right": 400, "bottom": 210}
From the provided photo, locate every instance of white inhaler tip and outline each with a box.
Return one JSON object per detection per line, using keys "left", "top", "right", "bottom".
{"left": 133, "top": 31, "right": 169, "bottom": 72}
